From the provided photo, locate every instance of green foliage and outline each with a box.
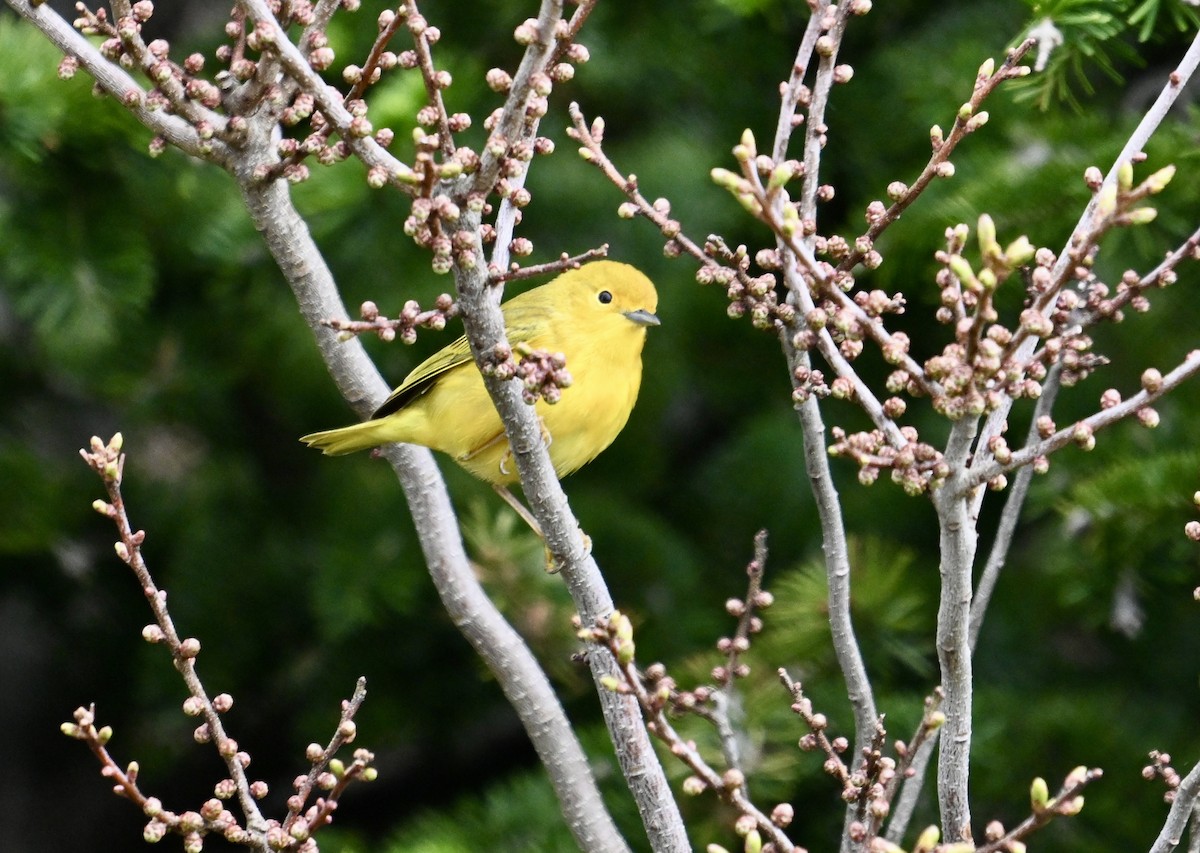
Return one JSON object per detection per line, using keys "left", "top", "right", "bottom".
{"left": 378, "top": 771, "right": 578, "bottom": 852}
{"left": 6, "top": 1, "right": 1200, "bottom": 852}
{"left": 1013, "top": 0, "right": 1198, "bottom": 110}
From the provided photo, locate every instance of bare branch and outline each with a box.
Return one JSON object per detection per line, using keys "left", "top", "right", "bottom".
{"left": 965, "top": 350, "right": 1200, "bottom": 491}
{"left": 586, "top": 614, "right": 796, "bottom": 852}
{"left": 1150, "top": 758, "right": 1200, "bottom": 853}
{"left": 7, "top": 0, "right": 231, "bottom": 162}
{"left": 969, "top": 368, "right": 1062, "bottom": 649}
{"left": 237, "top": 173, "right": 632, "bottom": 853}
{"left": 79, "top": 436, "right": 270, "bottom": 841}
{"left": 973, "top": 29, "right": 1200, "bottom": 477}
{"left": 489, "top": 245, "right": 610, "bottom": 283}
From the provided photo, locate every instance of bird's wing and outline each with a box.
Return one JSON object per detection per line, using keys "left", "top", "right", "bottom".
{"left": 370, "top": 294, "right": 557, "bottom": 419}
{"left": 371, "top": 334, "right": 474, "bottom": 418}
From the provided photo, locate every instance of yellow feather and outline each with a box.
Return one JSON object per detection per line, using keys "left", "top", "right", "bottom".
{"left": 301, "top": 261, "right": 659, "bottom": 485}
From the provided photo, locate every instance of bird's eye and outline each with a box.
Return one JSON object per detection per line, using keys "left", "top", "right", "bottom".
{"left": 598, "top": 290, "right": 613, "bottom": 304}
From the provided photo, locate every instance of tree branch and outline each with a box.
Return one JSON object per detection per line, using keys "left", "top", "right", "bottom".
{"left": 1151, "top": 760, "right": 1200, "bottom": 853}
{"left": 972, "top": 29, "right": 1200, "bottom": 480}
{"left": 6, "top": 0, "right": 232, "bottom": 162}
{"left": 932, "top": 418, "right": 981, "bottom": 841}
{"left": 237, "top": 171, "right": 631, "bottom": 853}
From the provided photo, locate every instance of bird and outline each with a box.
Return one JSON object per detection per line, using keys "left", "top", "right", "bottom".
{"left": 301, "top": 261, "right": 660, "bottom": 505}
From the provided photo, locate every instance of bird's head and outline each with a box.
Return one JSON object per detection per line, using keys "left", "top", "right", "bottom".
{"left": 566, "top": 260, "right": 660, "bottom": 330}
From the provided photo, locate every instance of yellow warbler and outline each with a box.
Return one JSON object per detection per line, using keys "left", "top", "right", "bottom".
{"left": 301, "top": 261, "right": 660, "bottom": 485}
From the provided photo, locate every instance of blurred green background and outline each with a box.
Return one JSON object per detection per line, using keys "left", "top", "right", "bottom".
{"left": 3, "top": 1, "right": 1200, "bottom": 850}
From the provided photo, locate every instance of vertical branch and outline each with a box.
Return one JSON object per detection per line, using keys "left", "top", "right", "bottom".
{"left": 972, "top": 30, "right": 1200, "bottom": 483}
{"left": 768, "top": 1, "right": 878, "bottom": 758}
{"left": 1147, "top": 759, "right": 1200, "bottom": 853}
{"left": 969, "top": 368, "right": 1062, "bottom": 649}
{"left": 237, "top": 171, "right": 630, "bottom": 853}
{"left": 451, "top": 210, "right": 690, "bottom": 852}
{"left": 428, "top": 3, "right": 690, "bottom": 845}
{"left": 932, "top": 420, "right": 981, "bottom": 842}
{"left": 788, "top": 343, "right": 879, "bottom": 741}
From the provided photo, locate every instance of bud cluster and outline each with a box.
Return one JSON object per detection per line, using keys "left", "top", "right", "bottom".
{"left": 324, "top": 294, "right": 457, "bottom": 345}
{"left": 699, "top": 235, "right": 797, "bottom": 331}
{"left": 828, "top": 426, "right": 948, "bottom": 495}
{"left": 1143, "top": 750, "right": 1184, "bottom": 801}
{"left": 580, "top": 610, "right": 637, "bottom": 670}
{"left": 282, "top": 747, "right": 378, "bottom": 847}
{"left": 789, "top": 686, "right": 898, "bottom": 823}
{"left": 512, "top": 344, "right": 574, "bottom": 405}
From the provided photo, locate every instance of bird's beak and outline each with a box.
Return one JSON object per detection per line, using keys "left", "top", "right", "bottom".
{"left": 623, "top": 308, "right": 661, "bottom": 327}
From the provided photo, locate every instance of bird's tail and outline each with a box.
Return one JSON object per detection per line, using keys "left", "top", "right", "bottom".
{"left": 300, "top": 419, "right": 395, "bottom": 456}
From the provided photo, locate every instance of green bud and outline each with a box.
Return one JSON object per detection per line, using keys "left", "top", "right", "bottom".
{"left": 977, "top": 213, "right": 998, "bottom": 258}
{"left": 1004, "top": 235, "right": 1035, "bottom": 266}
{"left": 1126, "top": 207, "right": 1158, "bottom": 225}
{"left": 737, "top": 194, "right": 763, "bottom": 217}
{"left": 979, "top": 268, "right": 997, "bottom": 291}
{"left": 739, "top": 128, "right": 756, "bottom": 158}
{"left": 110, "top": 432, "right": 124, "bottom": 451}
{"left": 978, "top": 57, "right": 995, "bottom": 77}
{"left": 710, "top": 167, "right": 739, "bottom": 189}
{"left": 1118, "top": 160, "right": 1134, "bottom": 192}
{"left": 1144, "top": 164, "right": 1175, "bottom": 194}
{"left": 957, "top": 102, "right": 974, "bottom": 121}
{"left": 361, "top": 767, "right": 378, "bottom": 782}
{"left": 914, "top": 824, "right": 940, "bottom": 853}
{"left": 1058, "top": 795, "right": 1085, "bottom": 816}
{"left": 948, "top": 255, "right": 977, "bottom": 286}
{"left": 61, "top": 722, "right": 79, "bottom": 737}
{"left": 768, "top": 163, "right": 795, "bottom": 190}
{"left": 617, "top": 639, "right": 636, "bottom": 665}
{"left": 615, "top": 613, "right": 633, "bottom": 642}
{"left": 600, "top": 675, "right": 621, "bottom": 691}
{"left": 966, "top": 110, "right": 989, "bottom": 132}
{"left": 744, "top": 830, "right": 762, "bottom": 853}
{"left": 578, "top": 147, "right": 594, "bottom": 161}
{"left": 1096, "top": 185, "right": 1117, "bottom": 219}
{"left": 1031, "top": 776, "right": 1050, "bottom": 812}
{"left": 97, "top": 725, "right": 113, "bottom": 744}
{"left": 329, "top": 758, "right": 345, "bottom": 778}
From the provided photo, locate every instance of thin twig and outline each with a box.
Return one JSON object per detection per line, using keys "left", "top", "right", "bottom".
{"left": 283, "top": 677, "right": 369, "bottom": 831}
{"left": 489, "top": 245, "right": 609, "bottom": 283}
{"left": 591, "top": 616, "right": 795, "bottom": 852}
{"left": 7, "top": 0, "right": 231, "bottom": 162}
{"left": 79, "top": 436, "right": 269, "bottom": 842}
{"left": 965, "top": 350, "right": 1200, "bottom": 492}
{"left": 969, "top": 368, "right": 1061, "bottom": 650}
{"left": 974, "top": 29, "right": 1200, "bottom": 475}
